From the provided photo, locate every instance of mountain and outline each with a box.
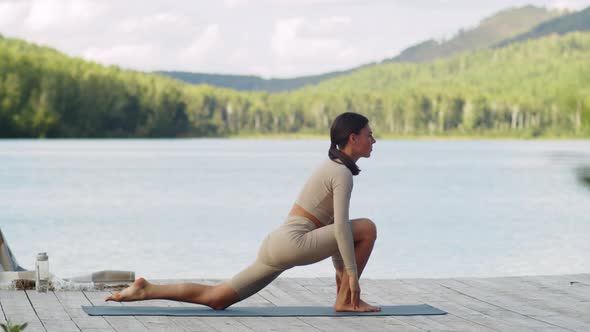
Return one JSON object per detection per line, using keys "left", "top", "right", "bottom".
{"left": 1, "top": 31, "right": 589, "bottom": 138}
{"left": 159, "top": 5, "right": 563, "bottom": 92}
{"left": 155, "top": 68, "right": 358, "bottom": 93}
{"left": 494, "top": 6, "right": 590, "bottom": 48}
{"left": 383, "top": 5, "right": 564, "bottom": 63}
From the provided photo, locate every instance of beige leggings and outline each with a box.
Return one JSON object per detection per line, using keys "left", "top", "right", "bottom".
{"left": 225, "top": 215, "right": 346, "bottom": 300}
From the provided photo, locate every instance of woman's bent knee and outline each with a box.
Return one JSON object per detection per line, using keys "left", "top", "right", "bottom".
{"left": 354, "top": 218, "right": 377, "bottom": 241}
{"left": 206, "top": 284, "right": 240, "bottom": 310}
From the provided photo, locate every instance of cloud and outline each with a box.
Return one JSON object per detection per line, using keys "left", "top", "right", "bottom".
{"left": 0, "top": 1, "right": 28, "bottom": 28}
{"left": 180, "top": 24, "right": 222, "bottom": 60}
{"left": 307, "top": 16, "right": 352, "bottom": 35}
{"left": 271, "top": 17, "right": 357, "bottom": 58}
{"left": 24, "top": 0, "right": 106, "bottom": 31}
{"left": 548, "top": 0, "right": 579, "bottom": 9}
{"left": 83, "top": 44, "right": 158, "bottom": 68}
{"left": 118, "top": 13, "right": 189, "bottom": 33}
{"left": 223, "top": 0, "right": 250, "bottom": 9}
{"left": 268, "top": 0, "right": 365, "bottom": 6}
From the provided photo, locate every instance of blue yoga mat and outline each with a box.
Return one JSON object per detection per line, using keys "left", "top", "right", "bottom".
{"left": 82, "top": 304, "right": 446, "bottom": 317}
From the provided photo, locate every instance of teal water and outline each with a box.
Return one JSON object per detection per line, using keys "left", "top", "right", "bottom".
{"left": 1, "top": 139, "right": 589, "bottom": 280}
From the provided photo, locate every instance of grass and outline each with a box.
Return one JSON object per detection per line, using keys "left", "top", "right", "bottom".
{"left": 0, "top": 321, "right": 28, "bottom": 332}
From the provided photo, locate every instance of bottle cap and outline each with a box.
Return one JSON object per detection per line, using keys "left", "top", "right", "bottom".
{"left": 37, "top": 252, "right": 48, "bottom": 261}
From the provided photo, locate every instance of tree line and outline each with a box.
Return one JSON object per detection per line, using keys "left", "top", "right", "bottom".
{"left": 0, "top": 32, "right": 589, "bottom": 138}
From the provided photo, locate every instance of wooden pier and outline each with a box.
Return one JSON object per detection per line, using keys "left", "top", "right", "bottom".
{"left": 0, "top": 273, "right": 588, "bottom": 331}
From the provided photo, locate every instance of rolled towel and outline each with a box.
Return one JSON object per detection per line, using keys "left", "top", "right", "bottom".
{"left": 65, "top": 270, "right": 135, "bottom": 283}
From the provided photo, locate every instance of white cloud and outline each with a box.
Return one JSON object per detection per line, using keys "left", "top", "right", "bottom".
{"left": 223, "top": 0, "right": 250, "bottom": 9}
{"left": 269, "top": 16, "right": 364, "bottom": 76}
{"left": 228, "top": 47, "right": 251, "bottom": 63}
{"left": 119, "top": 13, "right": 189, "bottom": 33}
{"left": 3, "top": 0, "right": 582, "bottom": 77}
{"left": 271, "top": 17, "right": 357, "bottom": 58}
{"left": 0, "top": 1, "right": 28, "bottom": 28}
{"left": 181, "top": 24, "right": 222, "bottom": 60}
{"left": 548, "top": 0, "right": 577, "bottom": 9}
{"left": 268, "top": 0, "right": 363, "bottom": 6}
{"left": 83, "top": 44, "right": 158, "bottom": 68}
{"left": 309, "top": 16, "right": 352, "bottom": 35}
{"left": 24, "top": 0, "right": 106, "bottom": 31}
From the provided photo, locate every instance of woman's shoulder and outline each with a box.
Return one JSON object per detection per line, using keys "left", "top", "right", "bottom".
{"left": 324, "top": 158, "right": 353, "bottom": 179}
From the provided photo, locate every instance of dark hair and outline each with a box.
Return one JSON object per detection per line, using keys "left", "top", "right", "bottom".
{"left": 329, "top": 112, "right": 369, "bottom": 176}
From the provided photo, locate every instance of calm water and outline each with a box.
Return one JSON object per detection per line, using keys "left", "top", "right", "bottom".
{"left": 1, "top": 139, "right": 589, "bottom": 281}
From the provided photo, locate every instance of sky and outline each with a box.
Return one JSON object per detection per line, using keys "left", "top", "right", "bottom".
{"left": 0, "top": 0, "right": 589, "bottom": 78}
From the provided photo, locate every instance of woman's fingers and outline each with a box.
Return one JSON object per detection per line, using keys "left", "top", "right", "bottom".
{"left": 348, "top": 276, "right": 361, "bottom": 308}
{"left": 350, "top": 288, "right": 360, "bottom": 308}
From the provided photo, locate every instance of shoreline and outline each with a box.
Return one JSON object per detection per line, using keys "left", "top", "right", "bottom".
{"left": 0, "top": 134, "right": 589, "bottom": 140}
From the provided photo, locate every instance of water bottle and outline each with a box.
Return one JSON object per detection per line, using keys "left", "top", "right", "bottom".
{"left": 35, "top": 252, "right": 49, "bottom": 293}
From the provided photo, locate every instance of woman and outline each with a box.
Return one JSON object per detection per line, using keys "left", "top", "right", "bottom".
{"left": 106, "top": 112, "right": 380, "bottom": 312}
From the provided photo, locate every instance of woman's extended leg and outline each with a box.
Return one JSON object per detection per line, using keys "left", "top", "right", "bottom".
{"left": 105, "top": 278, "right": 240, "bottom": 310}
{"left": 333, "top": 218, "right": 379, "bottom": 312}
{"left": 105, "top": 237, "right": 282, "bottom": 309}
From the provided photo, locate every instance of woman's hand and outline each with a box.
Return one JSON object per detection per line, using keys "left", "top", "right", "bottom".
{"left": 348, "top": 274, "right": 361, "bottom": 309}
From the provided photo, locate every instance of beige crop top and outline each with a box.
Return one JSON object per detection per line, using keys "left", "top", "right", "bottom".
{"left": 295, "top": 158, "right": 358, "bottom": 275}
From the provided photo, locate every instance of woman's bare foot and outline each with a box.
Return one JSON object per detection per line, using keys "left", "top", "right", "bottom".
{"left": 334, "top": 299, "right": 381, "bottom": 312}
{"left": 104, "top": 277, "right": 150, "bottom": 302}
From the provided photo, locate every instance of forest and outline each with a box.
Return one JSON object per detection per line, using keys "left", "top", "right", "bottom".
{"left": 0, "top": 32, "right": 589, "bottom": 138}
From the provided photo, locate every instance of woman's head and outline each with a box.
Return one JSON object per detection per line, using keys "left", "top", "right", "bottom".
{"left": 329, "top": 112, "right": 376, "bottom": 175}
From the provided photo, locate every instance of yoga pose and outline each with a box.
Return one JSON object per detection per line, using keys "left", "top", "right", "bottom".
{"left": 105, "top": 112, "right": 380, "bottom": 312}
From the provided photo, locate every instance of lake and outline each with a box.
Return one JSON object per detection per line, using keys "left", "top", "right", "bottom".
{"left": 1, "top": 139, "right": 589, "bottom": 282}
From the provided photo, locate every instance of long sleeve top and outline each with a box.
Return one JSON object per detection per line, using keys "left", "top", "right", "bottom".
{"left": 294, "top": 158, "right": 358, "bottom": 275}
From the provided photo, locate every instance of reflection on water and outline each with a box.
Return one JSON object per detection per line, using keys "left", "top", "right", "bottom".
{"left": 576, "top": 165, "right": 590, "bottom": 189}
{"left": 548, "top": 150, "right": 590, "bottom": 190}
{"left": 1, "top": 139, "right": 589, "bottom": 280}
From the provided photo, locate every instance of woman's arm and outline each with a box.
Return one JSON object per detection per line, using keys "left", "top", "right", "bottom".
{"left": 332, "top": 169, "right": 358, "bottom": 277}
{"left": 333, "top": 253, "right": 344, "bottom": 293}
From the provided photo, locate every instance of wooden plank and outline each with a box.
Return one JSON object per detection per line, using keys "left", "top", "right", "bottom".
{"left": 378, "top": 278, "right": 498, "bottom": 332}
{"left": 0, "top": 290, "right": 46, "bottom": 332}
{"left": 255, "top": 282, "right": 300, "bottom": 306}
{"left": 117, "top": 296, "right": 186, "bottom": 332}
{"left": 234, "top": 317, "right": 321, "bottom": 332}
{"left": 438, "top": 277, "right": 578, "bottom": 331}
{"left": 25, "top": 290, "right": 80, "bottom": 332}
{"left": 397, "top": 278, "right": 541, "bottom": 332}
{"left": 170, "top": 316, "right": 217, "bottom": 332}
{"left": 232, "top": 280, "right": 325, "bottom": 331}
{"left": 461, "top": 276, "right": 589, "bottom": 323}
{"left": 527, "top": 275, "right": 590, "bottom": 303}
{"left": 54, "top": 291, "right": 115, "bottom": 331}
{"left": 302, "top": 316, "right": 427, "bottom": 332}
{"left": 1, "top": 274, "right": 587, "bottom": 331}
{"left": 425, "top": 300, "right": 546, "bottom": 332}
{"left": 564, "top": 273, "right": 590, "bottom": 284}
{"left": 195, "top": 317, "right": 254, "bottom": 332}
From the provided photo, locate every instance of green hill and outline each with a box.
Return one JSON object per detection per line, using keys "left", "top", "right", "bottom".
{"left": 160, "top": 5, "right": 563, "bottom": 93}
{"left": 288, "top": 31, "right": 590, "bottom": 137}
{"left": 0, "top": 35, "right": 245, "bottom": 138}
{"left": 156, "top": 68, "right": 356, "bottom": 93}
{"left": 495, "top": 6, "right": 590, "bottom": 48}
{"left": 384, "top": 5, "right": 564, "bottom": 63}
{"left": 1, "top": 32, "right": 589, "bottom": 138}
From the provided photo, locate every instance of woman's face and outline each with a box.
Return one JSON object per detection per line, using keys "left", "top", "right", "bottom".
{"left": 351, "top": 124, "right": 376, "bottom": 158}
